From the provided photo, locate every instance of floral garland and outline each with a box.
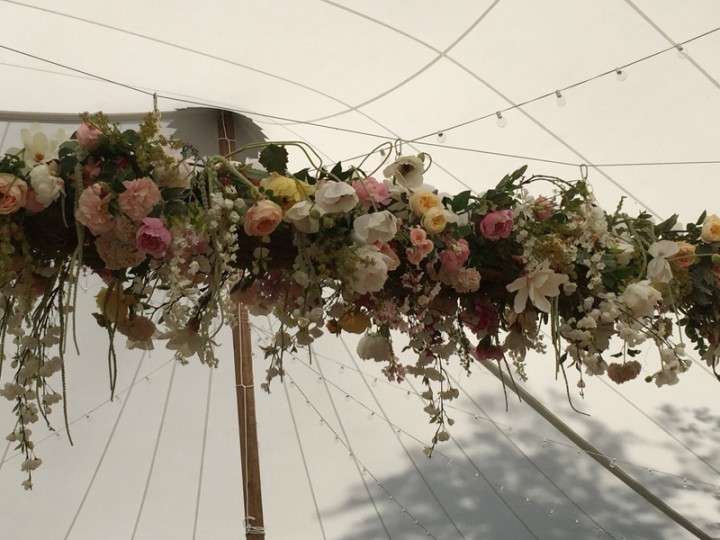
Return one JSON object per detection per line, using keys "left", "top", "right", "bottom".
{"left": 1, "top": 113, "right": 719, "bottom": 488}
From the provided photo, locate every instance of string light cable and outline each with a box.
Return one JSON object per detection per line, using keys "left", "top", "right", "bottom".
{"left": 251, "top": 323, "right": 615, "bottom": 536}
{"left": 282, "top": 371, "right": 441, "bottom": 539}
{"left": 1, "top": 27, "right": 720, "bottom": 170}
{"left": 250, "top": 322, "right": 720, "bottom": 499}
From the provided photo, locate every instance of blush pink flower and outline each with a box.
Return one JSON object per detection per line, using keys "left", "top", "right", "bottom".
{"left": 118, "top": 177, "right": 162, "bottom": 221}
{"left": 244, "top": 200, "right": 283, "bottom": 236}
{"left": 450, "top": 267, "right": 481, "bottom": 293}
{"left": 373, "top": 241, "right": 400, "bottom": 271}
{"left": 76, "top": 182, "right": 114, "bottom": 235}
{"left": 534, "top": 197, "right": 554, "bottom": 221}
{"left": 136, "top": 217, "right": 171, "bottom": 258}
{"left": 76, "top": 122, "right": 102, "bottom": 151}
{"left": 438, "top": 239, "right": 470, "bottom": 274}
{"left": 0, "top": 174, "right": 27, "bottom": 214}
{"left": 480, "top": 209, "right": 513, "bottom": 240}
{"left": 352, "top": 177, "right": 391, "bottom": 211}
{"left": 409, "top": 227, "right": 427, "bottom": 246}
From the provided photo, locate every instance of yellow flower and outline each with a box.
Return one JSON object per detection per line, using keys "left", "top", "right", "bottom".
{"left": 260, "top": 172, "right": 314, "bottom": 209}
{"left": 701, "top": 214, "right": 720, "bottom": 243}
{"left": 409, "top": 191, "right": 441, "bottom": 216}
{"left": 96, "top": 287, "right": 131, "bottom": 323}
{"left": 421, "top": 207, "right": 447, "bottom": 234}
{"left": 339, "top": 311, "right": 371, "bottom": 334}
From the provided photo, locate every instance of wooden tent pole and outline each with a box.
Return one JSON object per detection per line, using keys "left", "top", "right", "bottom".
{"left": 219, "top": 110, "right": 265, "bottom": 538}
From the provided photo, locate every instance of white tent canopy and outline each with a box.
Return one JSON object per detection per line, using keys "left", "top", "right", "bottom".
{"left": 1, "top": 1, "right": 720, "bottom": 538}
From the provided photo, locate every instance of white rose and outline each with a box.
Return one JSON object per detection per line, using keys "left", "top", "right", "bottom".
{"left": 283, "top": 201, "right": 322, "bottom": 233}
{"left": 152, "top": 146, "right": 194, "bottom": 189}
{"left": 352, "top": 211, "right": 398, "bottom": 245}
{"left": 613, "top": 239, "right": 635, "bottom": 266}
{"left": 314, "top": 180, "right": 358, "bottom": 213}
{"left": 357, "top": 333, "right": 392, "bottom": 362}
{"left": 352, "top": 244, "right": 392, "bottom": 294}
{"left": 621, "top": 280, "right": 662, "bottom": 318}
{"left": 383, "top": 155, "right": 424, "bottom": 189}
{"left": 29, "top": 164, "right": 64, "bottom": 206}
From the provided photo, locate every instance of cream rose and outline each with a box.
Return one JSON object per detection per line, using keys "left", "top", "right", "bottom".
{"left": 314, "top": 180, "right": 358, "bottom": 213}
{"left": 701, "top": 214, "right": 720, "bottom": 243}
{"left": 29, "top": 164, "right": 64, "bottom": 207}
{"left": 243, "top": 200, "right": 283, "bottom": 236}
{"left": 421, "top": 207, "right": 447, "bottom": 234}
{"left": 621, "top": 280, "right": 662, "bottom": 318}
{"left": 0, "top": 174, "right": 27, "bottom": 214}
{"left": 357, "top": 333, "right": 392, "bottom": 362}
{"left": 409, "top": 190, "right": 441, "bottom": 216}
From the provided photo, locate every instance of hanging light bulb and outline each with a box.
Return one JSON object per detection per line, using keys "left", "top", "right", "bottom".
{"left": 555, "top": 90, "right": 566, "bottom": 107}
{"left": 495, "top": 111, "right": 507, "bottom": 128}
{"left": 676, "top": 44, "right": 688, "bottom": 59}
{"left": 615, "top": 68, "right": 627, "bottom": 81}
{"left": 436, "top": 131, "right": 447, "bottom": 143}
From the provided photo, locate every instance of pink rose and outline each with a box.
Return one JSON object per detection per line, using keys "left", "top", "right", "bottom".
{"left": 118, "top": 177, "right": 162, "bottom": 221}
{"left": 76, "top": 122, "right": 102, "bottom": 151}
{"left": 438, "top": 239, "right": 470, "bottom": 273}
{"left": 244, "top": 200, "right": 283, "bottom": 236}
{"left": 0, "top": 174, "right": 27, "bottom": 214}
{"left": 76, "top": 182, "right": 114, "bottom": 235}
{"left": 409, "top": 227, "right": 427, "bottom": 246}
{"left": 480, "top": 209, "right": 513, "bottom": 240}
{"left": 352, "top": 177, "right": 391, "bottom": 211}
{"left": 534, "top": 197, "right": 554, "bottom": 221}
{"left": 136, "top": 217, "right": 171, "bottom": 258}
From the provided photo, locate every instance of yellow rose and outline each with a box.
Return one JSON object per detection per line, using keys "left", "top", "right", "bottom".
{"left": 701, "top": 214, "right": 720, "bottom": 243}
{"left": 670, "top": 241, "right": 697, "bottom": 267}
{"left": 260, "top": 172, "right": 314, "bottom": 209}
{"left": 96, "top": 287, "right": 131, "bottom": 323}
{"left": 339, "top": 311, "right": 371, "bottom": 334}
{"left": 409, "top": 191, "right": 441, "bottom": 216}
{"left": 422, "top": 207, "right": 447, "bottom": 234}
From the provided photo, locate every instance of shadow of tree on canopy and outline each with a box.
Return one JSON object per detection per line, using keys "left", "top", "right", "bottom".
{"left": 323, "top": 408, "right": 701, "bottom": 540}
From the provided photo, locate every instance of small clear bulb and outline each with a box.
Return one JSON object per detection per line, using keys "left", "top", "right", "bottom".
{"left": 495, "top": 111, "right": 507, "bottom": 128}
{"left": 436, "top": 131, "right": 447, "bottom": 143}
{"left": 676, "top": 45, "right": 688, "bottom": 59}
{"left": 615, "top": 68, "right": 627, "bottom": 81}
{"left": 555, "top": 90, "right": 566, "bottom": 107}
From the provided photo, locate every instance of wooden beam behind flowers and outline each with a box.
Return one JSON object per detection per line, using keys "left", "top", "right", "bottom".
{"left": 0, "top": 113, "right": 719, "bottom": 487}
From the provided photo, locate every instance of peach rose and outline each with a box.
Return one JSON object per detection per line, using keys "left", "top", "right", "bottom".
{"left": 244, "top": 200, "right": 283, "bottom": 236}
{"left": 701, "top": 214, "right": 720, "bottom": 243}
{"left": 0, "top": 174, "right": 27, "bottom": 214}
{"left": 670, "top": 241, "right": 697, "bottom": 267}
{"left": 118, "top": 177, "right": 162, "bottom": 221}
{"left": 76, "top": 182, "right": 114, "bottom": 235}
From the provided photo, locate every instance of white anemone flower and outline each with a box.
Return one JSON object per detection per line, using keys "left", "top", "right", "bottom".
{"left": 646, "top": 240, "right": 679, "bottom": 283}
{"left": 383, "top": 155, "right": 424, "bottom": 189}
{"left": 506, "top": 260, "right": 569, "bottom": 313}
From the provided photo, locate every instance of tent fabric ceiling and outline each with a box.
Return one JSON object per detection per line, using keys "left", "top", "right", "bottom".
{"left": 2, "top": 1, "right": 720, "bottom": 539}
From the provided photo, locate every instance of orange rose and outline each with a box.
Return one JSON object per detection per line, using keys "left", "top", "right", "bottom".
{"left": 670, "top": 241, "right": 697, "bottom": 267}
{"left": 244, "top": 200, "right": 283, "bottom": 236}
